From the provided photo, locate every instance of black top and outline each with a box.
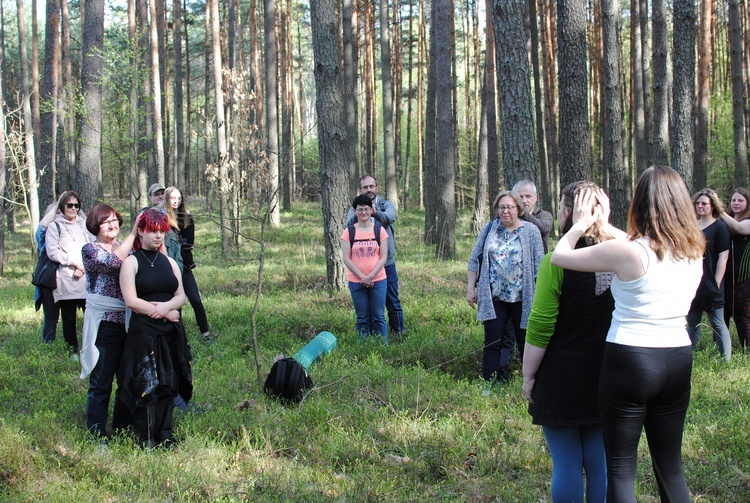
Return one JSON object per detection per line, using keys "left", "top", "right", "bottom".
{"left": 691, "top": 219, "right": 730, "bottom": 312}
{"left": 176, "top": 213, "right": 196, "bottom": 270}
{"left": 134, "top": 248, "right": 179, "bottom": 302}
{"left": 530, "top": 240, "right": 615, "bottom": 427}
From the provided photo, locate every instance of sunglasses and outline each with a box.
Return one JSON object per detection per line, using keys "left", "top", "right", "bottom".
{"left": 65, "top": 203, "right": 80, "bottom": 209}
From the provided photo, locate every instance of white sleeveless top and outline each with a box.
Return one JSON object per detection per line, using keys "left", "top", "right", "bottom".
{"left": 607, "top": 238, "right": 702, "bottom": 348}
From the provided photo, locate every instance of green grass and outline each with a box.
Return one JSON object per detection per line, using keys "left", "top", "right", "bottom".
{"left": 1, "top": 200, "right": 749, "bottom": 501}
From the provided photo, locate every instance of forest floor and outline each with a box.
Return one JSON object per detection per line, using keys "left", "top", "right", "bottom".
{"left": 0, "top": 200, "right": 748, "bottom": 502}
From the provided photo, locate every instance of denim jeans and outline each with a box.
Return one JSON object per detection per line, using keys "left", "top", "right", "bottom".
{"left": 183, "top": 268, "right": 210, "bottom": 334}
{"left": 687, "top": 308, "right": 732, "bottom": 361}
{"left": 542, "top": 425, "right": 607, "bottom": 503}
{"left": 349, "top": 279, "right": 388, "bottom": 344}
{"left": 86, "top": 321, "right": 132, "bottom": 437}
{"left": 384, "top": 263, "right": 405, "bottom": 333}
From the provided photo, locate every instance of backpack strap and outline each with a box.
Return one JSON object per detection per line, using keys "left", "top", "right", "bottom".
{"left": 349, "top": 223, "right": 382, "bottom": 248}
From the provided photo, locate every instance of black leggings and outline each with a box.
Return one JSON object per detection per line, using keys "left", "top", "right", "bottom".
{"left": 482, "top": 300, "right": 524, "bottom": 382}
{"left": 599, "top": 343, "right": 693, "bottom": 503}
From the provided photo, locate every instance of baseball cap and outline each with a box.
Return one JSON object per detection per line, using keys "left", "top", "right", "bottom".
{"left": 148, "top": 183, "right": 166, "bottom": 195}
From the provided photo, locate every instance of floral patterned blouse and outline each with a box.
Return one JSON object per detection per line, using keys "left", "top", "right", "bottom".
{"left": 82, "top": 242, "right": 126, "bottom": 324}
{"left": 487, "top": 225, "right": 524, "bottom": 302}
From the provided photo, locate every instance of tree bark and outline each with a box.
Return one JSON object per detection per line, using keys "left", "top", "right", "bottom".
{"left": 556, "top": 0, "right": 590, "bottom": 185}
{"left": 209, "top": 0, "right": 231, "bottom": 253}
{"left": 149, "top": 0, "right": 166, "bottom": 184}
{"left": 280, "top": 0, "right": 293, "bottom": 211}
{"left": 264, "top": 0, "right": 280, "bottom": 226}
{"left": 494, "top": 0, "right": 537, "bottom": 187}
{"left": 17, "top": 0, "right": 40, "bottom": 230}
{"left": 59, "top": 0, "right": 75, "bottom": 192}
{"left": 630, "top": 0, "right": 646, "bottom": 176}
{"left": 423, "top": 0, "right": 438, "bottom": 245}
{"left": 342, "top": 0, "right": 358, "bottom": 196}
{"left": 434, "top": 0, "right": 456, "bottom": 259}
{"left": 529, "top": 0, "right": 549, "bottom": 212}
{"left": 76, "top": 0, "right": 105, "bottom": 209}
{"left": 310, "top": 0, "right": 349, "bottom": 291}
{"left": 32, "top": 0, "right": 41, "bottom": 154}
{"left": 173, "top": 0, "right": 185, "bottom": 189}
{"left": 671, "top": 0, "right": 696, "bottom": 189}
{"left": 729, "top": 0, "right": 748, "bottom": 188}
{"left": 38, "top": 0, "right": 60, "bottom": 207}
{"left": 651, "top": 0, "right": 669, "bottom": 166}
{"left": 601, "top": 0, "right": 628, "bottom": 229}
{"left": 694, "top": 0, "right": 711, "bottom": 190}
{"left": 380, "top": 0, "right": 398, "bottom": 210}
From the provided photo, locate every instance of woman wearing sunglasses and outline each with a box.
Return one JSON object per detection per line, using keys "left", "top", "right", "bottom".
{"left": 45, "top": 191, "right": 94, "bottom": 356}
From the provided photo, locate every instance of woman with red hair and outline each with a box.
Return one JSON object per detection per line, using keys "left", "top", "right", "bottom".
{"left": 118, "top": 208, "right": 193, "bottom": 448}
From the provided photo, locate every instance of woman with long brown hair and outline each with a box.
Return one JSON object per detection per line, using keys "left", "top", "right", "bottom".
{"left": 719, "top": 187, "right": 750, "bottom": 347}
{"left": 552, "top": 166, "right": 705, "bottom": 502}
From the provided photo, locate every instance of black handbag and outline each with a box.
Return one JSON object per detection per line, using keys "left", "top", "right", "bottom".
{"left": 31, "top": 248, "right": 58, "bottom": 289}
{"left": 31, "top": 222, "right": 60, "bottom": 289}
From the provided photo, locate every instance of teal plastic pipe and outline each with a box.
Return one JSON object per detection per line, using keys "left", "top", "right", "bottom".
{"left": 293, "top": 331, "right": 338, "bottom": 370}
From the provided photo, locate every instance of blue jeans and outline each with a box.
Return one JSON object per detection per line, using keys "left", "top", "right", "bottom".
{"left": 542, "top": 425, "right": 607, "bottom": 503}
{"left": 686, "top": 308, "right": 732, "bottom": 361}
{"left": 349, "top": 279, "right": 388, "bottom": 344}
{"left": 86, "top": 321, "right": 132, "bottom": 437}
{"left": 384, "top": 263, "right": 405, "bottom": 333}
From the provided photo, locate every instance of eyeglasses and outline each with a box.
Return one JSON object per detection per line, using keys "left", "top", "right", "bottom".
{"left": 355, "top": 207, "right": 372, "bottom": 213}
{"left": 102, "top": 218, "right": 119, "bottom": 227}
{"left": 65, "top": 203, "right": 80, "bottom": 209}
{"left": 498, "top": 205, "right": 518, "bottom": 212}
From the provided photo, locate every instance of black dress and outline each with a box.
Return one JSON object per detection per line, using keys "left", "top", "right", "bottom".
{"left": 118, "top": 249, "right": 193, "bottom": 446}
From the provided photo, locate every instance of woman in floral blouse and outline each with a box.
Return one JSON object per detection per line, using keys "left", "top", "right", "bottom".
{"left": 80, "top": 204, "right": 139, "bottom": 439}
{"left": 467, "top": 191, "right": 544, "bottom": 382}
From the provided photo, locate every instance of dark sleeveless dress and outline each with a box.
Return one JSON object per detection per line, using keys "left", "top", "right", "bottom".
{"left": 118, "top": 249, "right": 193, "bottom": 446}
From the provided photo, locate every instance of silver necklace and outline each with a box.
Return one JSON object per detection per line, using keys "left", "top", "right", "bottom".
{"left": 140, "top": 249, "right": 159, "bottom": 267}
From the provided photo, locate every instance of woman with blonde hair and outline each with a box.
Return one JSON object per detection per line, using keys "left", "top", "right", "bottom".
{"left": 467, "top": 190, "right": 544, "bottom": 383}
{"left": 523, "top": 181, "right": 626, "bottom": 502}
{"left": 719, "top": 187, "right": 750, "bottom": 347}
{"left": 552, "top": 166, "right": 705, "bottom": 502}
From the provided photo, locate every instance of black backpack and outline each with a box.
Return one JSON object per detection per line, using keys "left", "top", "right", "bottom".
{"left": 347, "top": 221, "right": 383, "bottom": 248}
{"left": 263, "top": 357, "right": 313, "bottom": 404}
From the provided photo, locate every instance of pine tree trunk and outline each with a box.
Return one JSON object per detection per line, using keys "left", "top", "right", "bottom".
{"left": 264, "top": 0, "right": 280, "bottom": 227}
{"left": 729, "top": 0, "right": 748, "bottom": 187}
{"left": 556, "top": 0, "right": 590, "bottom": 185}
{"left": 672, "top": 0, "right": 696, "bottom": 188}
{"left": 38, "top": 0, "right": 60, "bottom": 207}
{"left": 149, "top": 0, "right": 166, "bottom": 184}
{"left": 528, "top": 0, "right": 549, "bottom": 212}
{"left": 694, "top": 0, "right": 711, "bottom": 190}
{"left": 76, "top": 0, "right": 104, "bottom": 209}
{"left": 494, "top": 0, "right": 537, "bottom": 186}
{"left": 209, "top": 0, "right": 231, "bottom": 253}
{"left": 434, "top": 0, "right": 456, "bottom": 259}
{"left": 173, "top": 0, "right": 185, "bottom": 189}
{"left": 631, "top": 0, "right": 647, "bottom": 176}
{"left": 60, "top": 0, "right": 75, "bottom": 192}
{"left": 311, "top": 0, "right": 349, "bottom": 291}
{"left": 601, "top": 0, "right": 628, "bottom": 229}
{"left": 651, "top": 0, "right": 669, "bottom": 166}
{"left": 342, "top": 0, "right": 358, "bottom": 196}
{"left": 423, "top": 0, "right": 438, "bottom": 245}
{"left": 380, "top": 0, "right": 398, "bottom": 210}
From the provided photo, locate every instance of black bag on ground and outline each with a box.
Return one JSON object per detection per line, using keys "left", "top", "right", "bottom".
{"left": 263, "top": 357, "right": 313, "bottom": 404}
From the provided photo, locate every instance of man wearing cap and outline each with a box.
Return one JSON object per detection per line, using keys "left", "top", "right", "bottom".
{"left": 148, "top": 183, "right": 166, "bottom": 209}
